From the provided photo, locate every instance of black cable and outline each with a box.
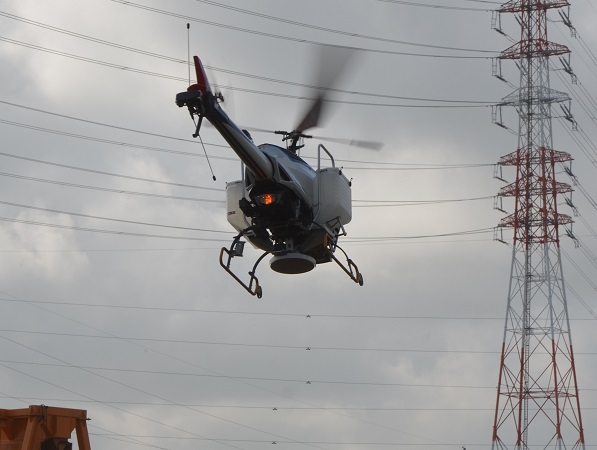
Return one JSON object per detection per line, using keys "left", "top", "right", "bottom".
{"left": 0, "top": 199, "right": 232, "bottom": 234}
{"left": 0, "top": 288, "right": 437, "bottom": 447}
{"left": 0, "top": 298, "right": 520, "bottom": 320}
{"left": 371, "top": 0, "right": 493, "bottom": 11}
{"left": 0, "top": 344, "right": 250, "bottom": 450}
{"left": 0, "top": 396, "right": 506, "bottom": 410}
{"left": 0, "top": 99, "right": 219, "bottom": 146}
{"left": 0, "top": 171, "right": 225, "bottom": 203}
{"left": 1, "top": 359, "right": 498, "bottom": 388}
{"left": 0, "top": 13, "right": 498, "bottom": 104}
{"left": 0, "top": 216, "right": 227, "bottom": 242}
{"left": 0, "top": 115, "right": 496, "bottom": 170}
{"left": 0, "top": 151, "right": 223, "bottom": 192}
{"left": 193, "top": 0, "right": 497, "bottom": 52}
{"left": 353, "top": 195, "right": 494, "bottom": 207}
{"left": 0, "top": 118, "right": 235, "bottom": 160}
{"left": 0, "top": 36, "right": 495, "bottom": 106}
{"left": 0, "top": 329, "right": 503, "bottom": 354}
{"left": 108, "top": 0, "right": 494, "bottom": 59}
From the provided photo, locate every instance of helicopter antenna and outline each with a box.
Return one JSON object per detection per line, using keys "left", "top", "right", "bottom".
{"left": 186, "top": 23, "right": 191, "bottom": 85}
{"left": 186, "top": 23, "right": 214, "bottom": 181}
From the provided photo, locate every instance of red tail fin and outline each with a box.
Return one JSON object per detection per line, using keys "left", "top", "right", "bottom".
{"left": 187, "top": 55, "right": 212, "bottom": 94}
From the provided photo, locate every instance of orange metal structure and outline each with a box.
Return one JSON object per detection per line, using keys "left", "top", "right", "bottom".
{"left": 0, "top": 405, "right": 91, "bottom": 450}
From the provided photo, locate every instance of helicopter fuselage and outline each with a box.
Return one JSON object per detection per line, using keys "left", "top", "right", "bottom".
{"left": 176, "top": 56, "right": 361, "bottom": 291}
{"left": 225, "top": 139, "right": 352, "bottom": 264}
{"left": 177, "top": 74, "right": 351, "bottom": 259}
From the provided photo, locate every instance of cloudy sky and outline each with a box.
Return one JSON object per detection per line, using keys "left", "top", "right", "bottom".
{"left": 0, "top": 0, "right": 596, "bottom": 449}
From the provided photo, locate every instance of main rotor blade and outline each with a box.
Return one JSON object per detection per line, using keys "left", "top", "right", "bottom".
{"left": 314, "top": 135, "right": 383, "bottom": 151}
{"left": 295, "top": 96, "right": 323, "bottom": 134}
{"left": 240, "top": 126, "right": 383, "bottom": 151}
{"left": 294, "top": 46, "right": 355, "bottom": 134}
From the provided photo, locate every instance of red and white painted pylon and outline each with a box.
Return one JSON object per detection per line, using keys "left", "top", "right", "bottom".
{"left": 491, "top": 1, "right": 585, "bottom": 449}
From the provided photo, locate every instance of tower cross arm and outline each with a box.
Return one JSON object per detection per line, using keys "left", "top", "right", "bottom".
{"left": 498, "top": 0, "right": 570, "bottom": 13}
{"left": 499, "top": 40, "right": 570, "bottom": 60}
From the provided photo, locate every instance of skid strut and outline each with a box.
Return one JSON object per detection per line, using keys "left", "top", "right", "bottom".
{"left": 329, "top": 244, "right": 364, "bottom": 286}
{"left": 219, "top": 228, "right": 363, "bottom": 297}
{"left": 219, "top": 232, "right": 269, "bottom": 298}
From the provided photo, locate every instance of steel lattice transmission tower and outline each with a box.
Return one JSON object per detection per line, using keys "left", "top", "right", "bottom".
{"left": 490, "top": 1, "right": 585, "bottom": 449}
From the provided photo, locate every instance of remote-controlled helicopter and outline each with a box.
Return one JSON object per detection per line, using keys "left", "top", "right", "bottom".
{"left": 176, "top": 53, "right": 376, "bottom": 297}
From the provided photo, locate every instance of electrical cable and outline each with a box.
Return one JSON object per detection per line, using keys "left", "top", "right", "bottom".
{"left": 0, "top": 216, "right": 227, "bottom": 242}
{"left": 108, "top": 0, "right": 495, "bottom": 59}
{"left": 0, "top": 297, "right": 539, "bottom": 320}
{"left": 0, "top": 288, "right": 450, "bottom": 445}
{"left": 0, "top": 100, "right": 224, "bottom": 147}
{"left": 0, "top": 171, "right": 225, "bottom": 203}
{"left": 0, "top": 35, "right": 496, "bottom": 106}
{"left": 0, "top": 118, "right": 239, "bottom": 164}
{"left": 0, "top": 329, "right": 503, "bottom": 354}
{"left": 0, "top": 151, "right": 223, "bottom": 192}
{"left": 0, "top": 199, "right": 232, "bottom": 234}
{"left": 353, "top": 195, "right": 494, "bottom": 207}
{"left": 0, "top": 206, "right": 496, "bottom": 242}
{"left": 347, "top": 227, "right": 495, "bottom": 241}
{"left": 0, "top": 8, "right": 495, "bottom": 56}
{"left": 0, "top": 359, "right": 498, "bottom": 389}
{"left": 88, "top": 424, "right": 165, "bottom": 450}
{"left": 0, "top": 395, "right": 507, "bottom": 411}
{"left": 0, "top": 355, "right": 249, "bottom": 450}
{"left": 0, "top": 12, "right": 499, "bottom": 105}
{"left": 0, "top": 109, "right": 498, "bottom": 170}
{"left": 371, "top": 0, "right": 493, "bottom": 11}
{"left": 0, "top": 173, "right": 495, "bottom": 211}
{"left": 192, "top": 0, "right": 497, "bottom": 52}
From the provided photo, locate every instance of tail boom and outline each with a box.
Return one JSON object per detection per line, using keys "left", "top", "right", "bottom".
{"left": 176, "top": 55, "right": 273, "bottom": 180}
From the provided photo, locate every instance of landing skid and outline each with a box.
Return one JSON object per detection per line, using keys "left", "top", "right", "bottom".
{"left": 219, "top": 229, "right": 364, "bottom": 297}
{"left": 329, "top": 244, "right": 364, "bottom": 286}
{"left": 219, "top": 231, "right": 268, "bottom": 298}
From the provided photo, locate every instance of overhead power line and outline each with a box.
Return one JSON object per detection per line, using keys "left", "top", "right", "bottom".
{"left": 348, "top": 227, "right": 495, "bottom": 241}
{"left": 1, "top": 359, "right": 497, "bottom": 388}
{"left": 3, "top": 296, "right": 594, "bottom": 321}
{"left": 0, "top": 151, "right": 222, "bottom": 192}
{"left": 353, "top": 195, "right": 494, "bottom": 207}
{"left": 193, "top": 0, "right": 497, "bottom": 52}
{"left": 0, "top": 118, "right": 233, "bottom": 159}
{"left": 0, "top": 216, "right": 227, "bottom": 242}
{"left": 0, "top": 290, "right": 487, "bottom": 446}
{"left": 0, "top": 202, "right": 496, "bottom": 243}
{"left": 0, "top": 329, "right": 502, "bottom": 354}
{"left": 0, "top": 171, "right": 224, "bottom": 203}
{"left": 346, "top": 163, "right": 494, "bottom": 170}
{"left": 0, "top": 151, "right": 491, "bottom": 206}
{"left": 0, "top": 11, "right": 499, "bottom": 105}
{"left": 0, "top": 298, "right": 523, "bottom": 320}
{"left": 0, "top": 200, "right": 231, "bottom": 234}
{"left": 0, "top": 336, "right": 305, "bottom": 450}
{"left": 0, "top": 99, "right": 214, "bottom": 146}
{"left": 0, "top": 364, "right": 216, "bottom": 450}
{"left": 0, "top": 396, "right": 503, "bottom": 411}
{"left": 8, "top": 356, "right": 597, "bottom": 391}
{"left": 109, "top": 0, "right": 495, "bottom": 59}
{"left": 0, "top": 104, "right": 496, "bottom": 169}
{"left": 0, "top": 166, "right": 494, "bottom": 209}
{"left": 372, "top": 0, "right": 494, "bottom": 11}
{"left": 0, "top": 209, "right": 497, "bottom": 243}
{"left": 0, "top": 34, "right": 495, "bottom": 107}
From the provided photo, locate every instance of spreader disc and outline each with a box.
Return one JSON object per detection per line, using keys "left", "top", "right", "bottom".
{"left": 270, "top": 253, "right": 316, "bottom": 274}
